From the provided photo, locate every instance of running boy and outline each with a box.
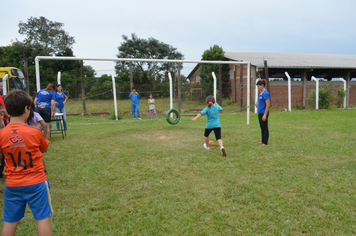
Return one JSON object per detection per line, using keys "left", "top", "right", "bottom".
{"left": 191, "top": 95, "right": 226, "bottom": 156}
{"left": 0, "top": 90, "right": 53, "bottom": 236}
{"left": 129, "top": 87, "right": 141, "bottom": 120}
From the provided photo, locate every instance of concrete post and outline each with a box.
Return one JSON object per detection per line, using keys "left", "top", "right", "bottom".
{"left": 345, "top": 72, "right": 350, "bottom": 106}
{"left": 302, "top": 71, "right": 307, "bottom": 106}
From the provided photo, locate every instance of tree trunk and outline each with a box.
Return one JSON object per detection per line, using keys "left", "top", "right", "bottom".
{"left": 264, "top": 59, "right": 272, "bottom": 107}
{"left": 129, "top": 61, "right": 133, "bottom": 91}
{"left": 24, "top": 57, "right": 30, "bottom": 94}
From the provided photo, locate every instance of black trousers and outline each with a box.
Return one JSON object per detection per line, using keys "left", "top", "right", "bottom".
{"left": 258, "top": 112, "right": 269, "bottom": 145}
{"left": 0, "top": 153, "right": 4, "bottom": 177}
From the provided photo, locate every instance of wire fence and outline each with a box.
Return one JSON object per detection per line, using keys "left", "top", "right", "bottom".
{"left": 29, "top": 80, "right": 355, "bottom": 115}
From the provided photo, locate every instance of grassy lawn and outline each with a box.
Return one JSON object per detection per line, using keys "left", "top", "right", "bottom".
{"left": 1, "top": 109, "right": 356, "bottom": 235}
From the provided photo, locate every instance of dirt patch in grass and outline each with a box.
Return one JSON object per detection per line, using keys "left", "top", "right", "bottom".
{"left": 156, "top": 135, "right": 174, "bottom": 140}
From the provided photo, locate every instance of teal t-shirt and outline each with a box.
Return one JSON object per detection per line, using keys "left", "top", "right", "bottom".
{"left": 201, "top": 105, "right": 223, "bottom": 129}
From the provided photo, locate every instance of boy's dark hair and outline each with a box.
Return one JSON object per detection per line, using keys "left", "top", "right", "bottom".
{"left": 26, "top": 102, "right": 36, "bottom": 123}
{"left": 132, "top": 87, "right": 136, "bottom": 90}
{"left": 206, "top": 95, "right": 215, "bottom": 108}
{"left": 4, "top": 90, "right": 32, "bottom": 117}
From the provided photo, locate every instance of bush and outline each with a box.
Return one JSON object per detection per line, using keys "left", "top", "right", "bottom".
{"left": 109, "top": 109, "right": 123, "bottom": 120}
{"left": 336, "top": 85, "right": 349, "bottom": 108}
{"left": 296, "top": 103, "right": 305, "bottom": 110}
{"left": 222, "top": 97, "right": 234, "bottom": 106}
{"left": 307, "top": 82, "right": 336, "bottom": 109}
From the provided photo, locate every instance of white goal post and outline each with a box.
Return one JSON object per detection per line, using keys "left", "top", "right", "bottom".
{"left": 35, "top": 56, "right": 252, "bottom": 124}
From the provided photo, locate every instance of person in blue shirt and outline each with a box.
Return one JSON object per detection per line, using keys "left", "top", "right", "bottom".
{"left": 34, "top": 83, "right": 56, "bottom": 132}
{"left": 129, "top": 87, "right": 141, "bottom": 120}
{"left": 54, "top": 84, "right": 68, "bottom": 131}
{"left": 255, "top": 79, "right": 270, "bottom": 146}
{"left": 191, "top": 95, "right": 226, "bottom": 156}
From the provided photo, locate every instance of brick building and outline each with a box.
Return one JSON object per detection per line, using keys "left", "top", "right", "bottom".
{"left": 188, "top": 52, "right": 356, "bottom": 110}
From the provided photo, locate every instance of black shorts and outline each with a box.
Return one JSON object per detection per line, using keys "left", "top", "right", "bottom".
{"left": 204, "top": 127, "right": 222, "bottom": 140}
{"left": 36, "top": 107, "right": 51, "bottom": 123}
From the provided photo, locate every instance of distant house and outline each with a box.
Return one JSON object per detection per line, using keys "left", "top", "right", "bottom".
{"left": 187, "top": 52, "right": 356, "bottom": 109}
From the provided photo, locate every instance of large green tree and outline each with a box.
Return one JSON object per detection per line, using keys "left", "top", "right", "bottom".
{"left": 200, "top": 45, "right": 230, "bottom": 98}
{"left": 115, "top": 34, "right": 184, "bottom": 85}
{"left": 18, "top": 16, "right": 75, "bottom": 56}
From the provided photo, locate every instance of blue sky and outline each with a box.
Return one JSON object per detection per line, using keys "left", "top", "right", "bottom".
{"left": 1, "top": 0, "right": 356, "bottom": 77}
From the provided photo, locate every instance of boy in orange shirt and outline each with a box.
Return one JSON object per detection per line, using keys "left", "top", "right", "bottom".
{"left": 0, "top": 90, "right": 53, "bottom": 236}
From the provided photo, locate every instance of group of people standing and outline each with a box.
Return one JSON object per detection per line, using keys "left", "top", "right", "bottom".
{"left": 34, "top": 84, "right": 68, "bottom": 134}
{"left": 129, "top": 87, "right": 158, "bottom": 120}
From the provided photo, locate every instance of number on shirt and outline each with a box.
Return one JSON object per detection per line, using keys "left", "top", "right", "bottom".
{"left": 8, "top": 151, "right": 34, "bottom": 171}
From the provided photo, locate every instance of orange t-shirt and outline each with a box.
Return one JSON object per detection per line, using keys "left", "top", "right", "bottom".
{"left": 0, "top": 123, "right": 49, "bottom": 187}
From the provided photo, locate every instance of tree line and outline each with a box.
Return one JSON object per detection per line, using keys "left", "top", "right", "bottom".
{"left": 0, "top": 16, "right": 231, "bottom": 100}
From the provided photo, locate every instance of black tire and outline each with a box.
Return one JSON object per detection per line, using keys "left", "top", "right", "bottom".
{"left": 166, "top": 108, "right": 180, "bottom": 125}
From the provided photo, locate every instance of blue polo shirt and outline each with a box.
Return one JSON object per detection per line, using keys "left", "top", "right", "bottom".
{"left": 129, "top": 92, "right": 140, "bottom": 105}
{"left": 54, "top": 92, "right": 66, "bottom": 108}
{"left": 257, "top": 89, "right": 270, "bottom": 114}
{"left": 201, "top": 105, "right": 223, "bottom": 129}
{"left": 35, "top": 89, "right": 55, "bottom": 108}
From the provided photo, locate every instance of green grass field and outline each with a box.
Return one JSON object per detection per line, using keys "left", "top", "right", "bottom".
{"left": 1, "top": 109, "right": 356, "bottom": 235}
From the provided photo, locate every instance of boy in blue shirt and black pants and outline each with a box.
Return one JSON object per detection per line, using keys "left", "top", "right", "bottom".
{"left": 129, "top": 87, "right": 141, "bottom": 120}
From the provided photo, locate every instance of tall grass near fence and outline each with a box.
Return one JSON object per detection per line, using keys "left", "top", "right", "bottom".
{"left": 65, "top": 98, "right": 243, "bottom": 115}
{"left": 1, "top": 110, "right": 356, "bottom": 235}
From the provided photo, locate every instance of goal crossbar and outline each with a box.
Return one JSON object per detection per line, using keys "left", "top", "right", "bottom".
{"left": 35, "top": 56, "right": 252, "bottom": 124}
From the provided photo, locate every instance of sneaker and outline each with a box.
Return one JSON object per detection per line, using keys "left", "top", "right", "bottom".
{"left": 133, "top": 118, "right": 136, "bottom": 120}
{"left": 203, "top": 143, "right": 210, "bottom": 150}
{"left": 221, "top": 148, "right": 226, "bottom": 156}
{"left": 138, "top": 118, "right": 142, "bottom": 120}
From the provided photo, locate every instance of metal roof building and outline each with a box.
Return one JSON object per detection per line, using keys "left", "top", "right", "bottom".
{"left": 224, "top": 52, "right": 356, "bottom": 79}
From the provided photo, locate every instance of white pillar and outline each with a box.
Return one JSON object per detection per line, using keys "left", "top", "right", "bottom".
{"left": 212, "top": 72, "right": 217, "bottom": 101}
{"left": 255, "top": 78, "right": 261, "bottom": 113}
{"left": 111, "top": 75, "right": 118, "bottom": 120}
{"left": 57, "top": 71, "right": 61, "bottom": 85}
{"left": 35, "top": 58, "right": 40, "bottom": 92}
{"left": 168, "top": 73, "right": 173, "bottom": 117}
{"left": 285, "top": 72, "right": 292, "bottom": 112}
{"left": 2, "top": 74, "right": 8, "bottom": 96}
{"left": 340, "top": 78, "right": 347, "bottom": 109}
{"left": 311, "top": 76, "right": 319, "bottom": 110}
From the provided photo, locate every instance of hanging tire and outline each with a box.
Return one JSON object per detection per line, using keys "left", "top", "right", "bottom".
{"left": 166, "top": 108, "right": 180, "bottom": 125}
